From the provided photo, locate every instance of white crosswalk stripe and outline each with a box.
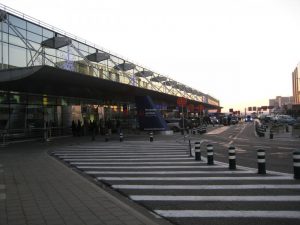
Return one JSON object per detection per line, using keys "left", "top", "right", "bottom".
{"left": 51, "top": 141, "right": 300, "bottom": 224}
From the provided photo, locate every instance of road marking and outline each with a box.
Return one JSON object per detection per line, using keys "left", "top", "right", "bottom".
{"left": 206, "top": 127, "right": 230, "bottom": 135}
{"left": 112, "top": 184, "right": 300, "bottom": 190}
{"left": 97, "top": 176, "right": 292, "bottom": 181}
{"left": 154, "top": 210, "right": 300, "bottom": 218}
{"left": 65, "top": 157, "right": 191, "bottom": 161}
{"left": 278, "top": 147, "right": 296, "bottom": 150}
{"left": 254, "top": 146, "right": 271, "bottom": 149}
{"left": 131, "top": 195, "right": 300, "bottom": 202}
{"left": 0, "top": 193, "right": 6, "bottom": 200}
{"left": 54, "top": 149, "right": 186, "bottom": 156}
{"left": 77, "top": 165, "right": 225, "bottom": 169}
{"left": 71, "top": 161, "right": 209, "bottom": 165}
{"left": 86, "top": 170, "right": 251, "bottom": 175}
{"left": 58, "top": 154, "right": 188, "bottom": 158}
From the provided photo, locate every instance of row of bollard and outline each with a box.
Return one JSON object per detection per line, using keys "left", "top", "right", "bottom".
{"left": 192, "top": 142, "right": 300, "bottom": 179}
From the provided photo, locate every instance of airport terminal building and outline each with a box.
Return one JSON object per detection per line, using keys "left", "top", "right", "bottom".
{"left": 0, "top": 4, "right": 220, "bottom": 140}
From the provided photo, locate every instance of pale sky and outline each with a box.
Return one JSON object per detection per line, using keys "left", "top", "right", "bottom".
{"left": 1, "top": 0, "right": 300, "bottom": 112}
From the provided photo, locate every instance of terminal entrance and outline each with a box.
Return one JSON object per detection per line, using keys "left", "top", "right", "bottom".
{"left": 0, "top": 91, "right": 139, "bottom": 141}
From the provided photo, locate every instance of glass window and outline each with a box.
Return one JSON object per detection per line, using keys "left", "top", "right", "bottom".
{"left": 0, "top": 104, "right": 9, "bottom": 129}
{"left": 42, "top": 28, "right": 54, "bottom": 38}
{"left": 11, "top": 93, "right": 27, "bottom": 104}
{"left": 27, "top": 22, "right": 42, "bottom": 35}
{"left": 9, "top": 104, "right": 26, "bottom": 129}
{"left": 9, "top": 45, "right": 27, "bottom": 68}
{"left": 27, "top": 105, "right": 44, "bottom": 128}
{"left": 28, "top": 40, "right": 40, "bottom": 50}
{"left": 78, "top": 42, "right": 88, "bottom": 52}
{"left": 89, "top": 47, "right": 96, "bottom": 54}
{"left": 28, "top": 95, "right": 43, "bottom": 105}
{"left": 9, "top": 26, "right": 26, "bottom": 38}
{"left": 1, "top": 21, "right": 9, "bottom": 33}
{"left": 9, "top": 34, "right": 26, "bottom": 48}
{"left": 2, "top": 32, "right": 8, "bottom": 43}
{"left": 45, "top": 48, "right": 56, "bottom": 57}
{"left": 27, "top": 31, "right": 42, "bottom": 43}
{"left": 2, "top": 43, "right": 8, "bottom": 69}
{"left": 9, "top": 15, "right": 26, "bottom": 29}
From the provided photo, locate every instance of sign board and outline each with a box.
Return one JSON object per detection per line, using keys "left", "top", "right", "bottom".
{"left": 177, "top": 97, "right": 187, "bottom": 107}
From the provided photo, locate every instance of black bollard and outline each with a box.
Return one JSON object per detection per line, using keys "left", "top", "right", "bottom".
{"left": 119, "top": 132, "right": 123, "bottom": 142}
{"left": 228, "top": 146, "right": 236, "bottom": 170}
{"left": 293, "top": 151, "right": 300, "bottom": 179}
{"left": 257, "top": 149, "right": 266, "bottom": 174}
{"left": 195, "top": 141, "right": 201, "bottom": 161}
{"left": 206, "top": 144, "right": 214, "bottom": 165}
{"left": 149, "top": 131, "right": 154, "bottom": 142}
{"left": 286, "top": 125, "right": 289, "bottom": 133}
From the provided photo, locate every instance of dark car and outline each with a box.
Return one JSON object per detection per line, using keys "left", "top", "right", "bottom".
{"left": 231, "top": 117, "right": 238, "bottom": 125}
{"left": 245, "top": 115, "right": 253, "bottom": 122}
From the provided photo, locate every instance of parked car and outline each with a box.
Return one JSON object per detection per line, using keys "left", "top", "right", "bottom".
{"left": 276, "top": 115, "right": 296, "bottom": 125}
{"left": 165, "top": 118, "right": 181, "bottom": 132}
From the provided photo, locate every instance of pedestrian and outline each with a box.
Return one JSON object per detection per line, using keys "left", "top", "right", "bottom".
{"left": 71, "top": 120, "right": 76, "bottom": 136}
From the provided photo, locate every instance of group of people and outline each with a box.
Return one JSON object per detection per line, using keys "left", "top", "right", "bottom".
{"left": 71, "top": 119, "right": 121, "bottom": 139}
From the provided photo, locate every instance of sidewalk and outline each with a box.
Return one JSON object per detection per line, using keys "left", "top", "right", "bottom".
{"left": 0, "top": 137, "right": 173, "bottom": 225}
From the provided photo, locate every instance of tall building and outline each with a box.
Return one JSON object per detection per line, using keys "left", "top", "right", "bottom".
{"left": 269, "top": 96, "right": 293, "bottom": 113}
{"left": 292, "top": 63, "right": 300, "bottom": 104}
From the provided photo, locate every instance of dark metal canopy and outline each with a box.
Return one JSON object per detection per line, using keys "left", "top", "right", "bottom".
{"left": 162, "top": 81, "right": 177, "bottom": 86}
{"left": 86, "top": 52, "right": 110, "bottom": 62}
{"left": 150, "top": 76, "right": 167, "bottom": 82}
{"left": 41, "top": 37, "right": 72, "bottom": 49}
{"left": 114, "top": 62, "right": 135, "bottom": 71}
{"left": 134, "top": 70, "right": 153, "bottom": 77}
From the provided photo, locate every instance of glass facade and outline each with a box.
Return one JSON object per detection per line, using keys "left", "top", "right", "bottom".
{"left": 0, "top": 4, "right": 220, "bottom": 140}
{"left": 0, "top": 7, "right": 219, "bottom": 106}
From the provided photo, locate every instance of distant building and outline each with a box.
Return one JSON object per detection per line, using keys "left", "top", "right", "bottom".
{"left": 269, "top": 96, "right": 293, "bottom": 114}
{"left": 292, "top": 63, "right": 300, "bottom": 104}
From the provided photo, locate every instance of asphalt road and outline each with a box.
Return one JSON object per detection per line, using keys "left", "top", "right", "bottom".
{"left": 50, "top": 125, "right": 300, "bottom": 225}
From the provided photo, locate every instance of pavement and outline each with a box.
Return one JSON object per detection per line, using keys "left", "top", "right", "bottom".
{"left": 0, "top": 134, "right": 176, "bottom": 225}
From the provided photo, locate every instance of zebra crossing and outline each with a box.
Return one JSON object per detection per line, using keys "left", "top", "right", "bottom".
{"left": 51, "top": 141, "right": 300, "bottom": 225}
{"left": 0, "top": 164, "right": 5, "bottom": 201}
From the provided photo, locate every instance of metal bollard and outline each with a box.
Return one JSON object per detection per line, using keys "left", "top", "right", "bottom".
{"left": 257, "top": 149, "right": 266, "bottom": 174}
{"left": 105, "top": 133, "right": 109, "bottom": 142}
{"left": 149, "top": 131, "right": 154, "bottom": 142}
{"left": 195, "top": 141, "right": 201, "bottom": 161}
{"left": 293, "top": 151, "right": 300, "bottom": 179}
{"left": 206, "top": 144, "right": 214, "bottom": 165}
{"left": 286, "top": 125, "right": 289, "bottom": 133}
{"left": 228, "top": 146, "right": 236, "bottom": 170}
{"left": 119, "top": 132, "right": 123, "bottom": 142}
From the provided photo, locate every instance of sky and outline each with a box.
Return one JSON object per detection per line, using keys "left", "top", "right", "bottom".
{"left": 1, "top": 0, "right": 300, "bottom": 112}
